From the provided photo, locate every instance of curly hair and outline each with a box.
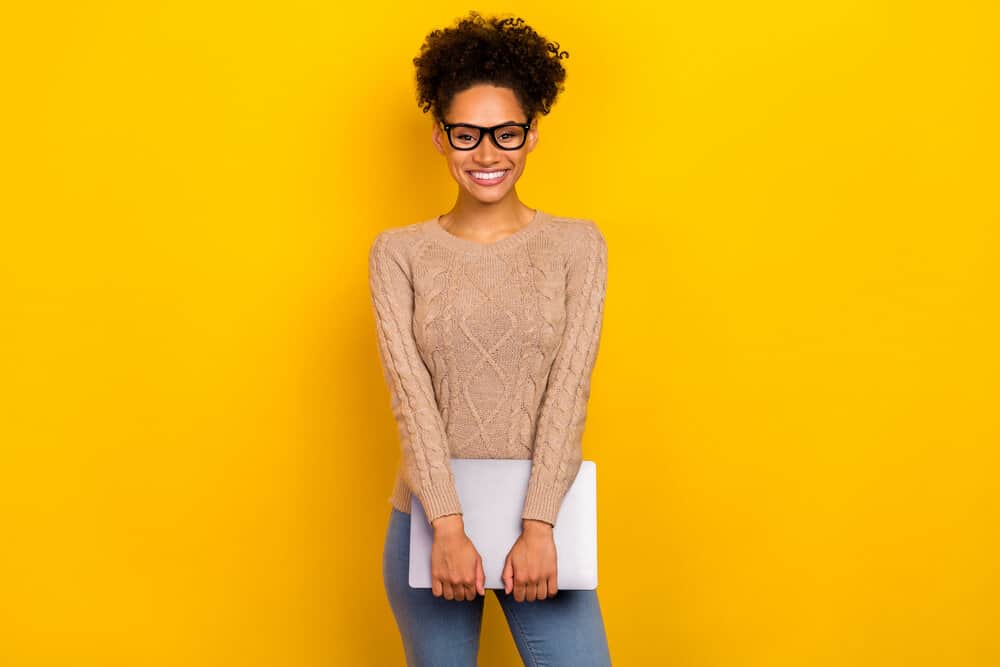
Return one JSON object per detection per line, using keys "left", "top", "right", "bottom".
{"left": 413, "top": 11, "right": 570, "bottom": 125}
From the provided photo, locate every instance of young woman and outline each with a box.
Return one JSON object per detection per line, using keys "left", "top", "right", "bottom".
{"left": 368, "top": 11, "right": 612, "bottom": 666}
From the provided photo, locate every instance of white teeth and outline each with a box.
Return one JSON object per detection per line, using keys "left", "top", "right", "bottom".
{"left": 470, "top": 170, "right": 507, "bottom": 180}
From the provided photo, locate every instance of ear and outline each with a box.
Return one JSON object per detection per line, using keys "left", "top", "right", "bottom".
{"left": 431, "top": 120, "right": 446, "bottom": 155}
{"left": 525, "top": 117, "right": 539, "bottom": 154}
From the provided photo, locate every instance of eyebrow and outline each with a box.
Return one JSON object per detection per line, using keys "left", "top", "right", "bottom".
{"left": 451, "top": 120, "right": 523, "bottom": 125}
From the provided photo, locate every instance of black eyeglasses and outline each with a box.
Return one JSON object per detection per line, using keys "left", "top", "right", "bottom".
{"left": 440, "top": 121, "right": 532, "bottom": 151}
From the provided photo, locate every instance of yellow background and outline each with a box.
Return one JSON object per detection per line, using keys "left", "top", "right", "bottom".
{"left": 2, "top": 1, "right": 997, "bottom": 665}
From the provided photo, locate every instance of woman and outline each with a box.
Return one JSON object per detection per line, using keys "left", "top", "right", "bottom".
{"left": 368, "top": 11, "right": 612, "bottom": 666}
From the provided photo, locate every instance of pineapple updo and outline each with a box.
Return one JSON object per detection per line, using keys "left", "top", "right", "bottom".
{"left": 413, "top": 11, "right": 570, "bottom": 125}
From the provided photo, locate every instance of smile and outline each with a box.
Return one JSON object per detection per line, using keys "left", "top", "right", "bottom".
{"left": 467, "top": 169, "right": 510, "bottom": 186}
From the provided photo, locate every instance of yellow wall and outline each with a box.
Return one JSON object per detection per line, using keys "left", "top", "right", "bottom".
{"left": 2, "top": 2, "right": 997, "bottom": 665}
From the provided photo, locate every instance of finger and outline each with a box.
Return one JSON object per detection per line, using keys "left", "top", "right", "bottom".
{"left": 464, "top": 582, "right": 476, "bottom": 601}
{"left": 537, "top": 579, "right": 548, "bottom": 600}
{"left": 503, "top": 555, "right": 514, "bottom": 595}
{"left": 476, "top": 558, "right": 485, "bottom": 596}
{"left": 433, "top": 577, "right": 443, "bottom": 598}
{"left": 515, "top": 578, "right": 526, "bottom": 602}
{"left": 443, "top": 581, "right": 454, "bottom": 601}
{"left": 525, "top": 580, "right": 536, "bottom": 603}
{"left": 548, "top": 573, "right": 558, "bottom": 597}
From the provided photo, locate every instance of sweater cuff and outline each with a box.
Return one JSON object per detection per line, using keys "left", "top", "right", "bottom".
{"left": 520, "top": 482, "right": 565, "bottom": 527}
{"left": 416, "top": 482, "right": 464, "bottom": 526}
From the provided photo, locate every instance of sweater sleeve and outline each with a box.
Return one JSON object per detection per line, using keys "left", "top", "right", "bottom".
{"left": 368, "top": 231, "right": 463, "bottom": 525}
{"left": 521, "top": 221, "right": 608, "bottom": 527}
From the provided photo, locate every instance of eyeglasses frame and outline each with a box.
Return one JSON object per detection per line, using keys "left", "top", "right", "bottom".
{"left": 440, "top": 120, "right": 533, "bottom": 151}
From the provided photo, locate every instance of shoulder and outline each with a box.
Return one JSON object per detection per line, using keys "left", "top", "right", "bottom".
{"left": 542, "top": 213, "right": 607, "bottom": 257}
{"left": 369, "top": 221, "right": 427, "bottom": 263}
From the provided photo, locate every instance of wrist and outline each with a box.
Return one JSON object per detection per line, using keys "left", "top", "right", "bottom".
{"left": 432, "top": 513, "right": 464, "bottom": 535}
{"left": 522, "top": 518, "right": 554, "bottom": 533}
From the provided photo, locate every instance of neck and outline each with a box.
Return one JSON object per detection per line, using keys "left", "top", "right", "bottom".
{"left": 441, "top": 190, "right": 536, "bottom": 238}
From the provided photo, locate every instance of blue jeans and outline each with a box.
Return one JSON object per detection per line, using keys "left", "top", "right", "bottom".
{"left": 382, "top": 507, "right": 613, "bottom": 666}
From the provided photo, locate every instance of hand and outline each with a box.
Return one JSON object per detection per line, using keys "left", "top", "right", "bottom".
{"left": 502, "top": 519, "right": 558, "bottom": 602}
{"left": 430, "top": 514, "right": 486, "bottom": 601}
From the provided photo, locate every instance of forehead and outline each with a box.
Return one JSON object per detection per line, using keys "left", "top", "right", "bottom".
{"left": 447, "top": 84, "right": 526, "bottom": 124}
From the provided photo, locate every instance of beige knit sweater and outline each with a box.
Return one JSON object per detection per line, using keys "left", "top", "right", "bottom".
{"left": 367, "top": 208, "right": 608, "bottom": 527}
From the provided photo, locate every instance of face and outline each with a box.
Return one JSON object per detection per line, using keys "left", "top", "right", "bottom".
{"left": 431, "top": 84, "right": 538, "bottom": 205}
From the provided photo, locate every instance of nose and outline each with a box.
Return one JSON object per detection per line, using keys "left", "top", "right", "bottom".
{"left": 472, "top": 133, "right": 502, "bottom": 165}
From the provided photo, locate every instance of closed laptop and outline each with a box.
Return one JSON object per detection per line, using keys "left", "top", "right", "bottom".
{"left": 409, "top": 458, "right": 598, "bottom": 590}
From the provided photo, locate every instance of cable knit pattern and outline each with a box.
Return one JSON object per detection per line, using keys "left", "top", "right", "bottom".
{"left": 367, "top": 209, "right": 607, "bottom": 527}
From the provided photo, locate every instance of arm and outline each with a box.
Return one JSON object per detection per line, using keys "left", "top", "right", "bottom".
{"left": 368, "top": 231, "right": 463, "bottom": 526}
{"left": 521, "top": 222, "right": 609, "bottom": 527}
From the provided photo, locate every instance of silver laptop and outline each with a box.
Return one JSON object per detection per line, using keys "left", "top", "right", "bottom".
{"left": 409, "top": 458, "right": 598, "bottom": 590}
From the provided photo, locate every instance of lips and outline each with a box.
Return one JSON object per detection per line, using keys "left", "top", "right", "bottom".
{"left": 467, "top": 169, "right": 510, "bottom": 187}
